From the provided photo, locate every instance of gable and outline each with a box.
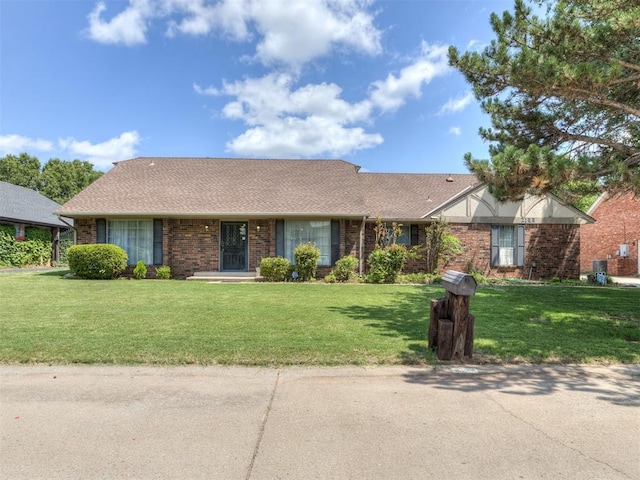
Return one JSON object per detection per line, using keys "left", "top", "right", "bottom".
{"left": 429, "top": 185, "right": 594, "bottom": 225}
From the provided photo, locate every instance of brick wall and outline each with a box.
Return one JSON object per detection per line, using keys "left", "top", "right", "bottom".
{"left": 580, "top": 193, "right": 640, "bottom": 275}
{"left": 166, "top": 219, "right": 218, "bottom": 278}
{"left": 73, "top": 217, "right": 583, "bottom": 280}
{"left": 74, "top": 218, "right": 95, "bottom": 244}
{"left": 364, "top": 221, "right": 581, "bottom": 279}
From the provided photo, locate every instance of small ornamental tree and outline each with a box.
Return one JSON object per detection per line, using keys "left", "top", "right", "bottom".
{"left": 423, "top": 218, "right": 462, "bottom": 273}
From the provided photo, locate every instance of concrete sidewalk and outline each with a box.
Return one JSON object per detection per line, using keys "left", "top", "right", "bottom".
{"left": 1, "top": 365, "right": 639, "bottom": 479}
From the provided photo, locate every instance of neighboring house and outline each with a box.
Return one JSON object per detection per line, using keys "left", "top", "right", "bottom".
{"left": 56, "top": 157, "right": 593, "bottom": 279}
{"left": 580, "top": 193, "right": 640, "bottom": 276}
{"left": 0, "top": 181, "right": 73, "bottom": 262}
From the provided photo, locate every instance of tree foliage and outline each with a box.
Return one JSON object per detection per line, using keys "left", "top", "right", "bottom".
{"left": 0, "top": 153, "right": 41, "bottom": 190}
{"left": 0, "top": 153, "right": 102, "bottom": 204}
{"left": 449, "top": 0, "right": 640, "bottom": 200}
{"left": 39, "top": 159, "right": 103, "bottom": 204}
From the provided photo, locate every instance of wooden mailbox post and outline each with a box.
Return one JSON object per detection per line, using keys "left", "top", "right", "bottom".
{"left": 428, "top": 270, "right": 477, "bottom": 361}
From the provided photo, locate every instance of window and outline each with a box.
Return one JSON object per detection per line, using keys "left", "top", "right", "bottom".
{"left": 284, "top": 220, "right": 331, "bottom": 266}
{"left": 15, "top": 224, "right": 25, "bottom": 241}
{"left": 107, "top": 220, "right": 153, "bottom": 265}
{"left": 491, "top": 225, "right": 525, "bottom": 266}
{"left": 397, "top": 224, "right": 419, "bottom": 247}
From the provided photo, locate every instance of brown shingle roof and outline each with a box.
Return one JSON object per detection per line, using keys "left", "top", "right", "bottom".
{"left": 57, "top": 157, "right": 369, "bottom": 217}
{"left": 56, "top": 157, "right": 480, "bottom": 220}
{"left": 358, "top": 173, "right": 479, "bottom": 220}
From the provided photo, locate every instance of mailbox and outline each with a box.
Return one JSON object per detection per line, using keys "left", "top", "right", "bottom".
{"left": 441, "top": 270, "right": 477, "bottom": 297}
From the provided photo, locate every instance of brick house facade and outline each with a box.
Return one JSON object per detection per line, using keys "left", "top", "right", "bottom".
{"left": 580, "top": 193, "right": 640, "bottom": 275}
{"left": 60, "top": 157, "right": 592, "bottom": 280}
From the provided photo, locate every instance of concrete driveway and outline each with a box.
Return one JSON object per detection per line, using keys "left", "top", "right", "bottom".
{"left": 1, "top": 365, "right": 639, "bottom": 480}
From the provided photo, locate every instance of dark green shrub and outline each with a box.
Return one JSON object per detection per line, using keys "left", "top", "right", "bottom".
{"left": 366, "top": 244, "right": 408, "bottom": 284}
{"left": 67, "top": 244, "right": 128, "bottom": 279}
{"left": 133, "top": 260, "right": 147, "bottom": 279}
{"left": 58, "top": 229, "right": 74, "bottom": 264}
{"left": 155, "top": 265, "right": 171, "bottom": 279}
{"left": 260, "top": 257, "right": 291, "bottom": 282}
{"left": 294, "top": 243, "right": 321, "bottom": 281}
{"left": 331, "top": 255, "right": 359, "bottom": 282}
{"left": 0, "top": 224, "right": 15, "bottom": 236}
{"left": 25, "top": 227, "right": 52, "bottom": 243}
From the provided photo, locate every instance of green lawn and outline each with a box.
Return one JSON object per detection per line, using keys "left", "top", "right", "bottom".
{"left": 0, "top": 270, "right": 638, "bottom": 365}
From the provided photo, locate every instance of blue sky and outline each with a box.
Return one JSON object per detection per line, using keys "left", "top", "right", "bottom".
{"left": 0, "top": 0, "right": 512, "bottom": 173}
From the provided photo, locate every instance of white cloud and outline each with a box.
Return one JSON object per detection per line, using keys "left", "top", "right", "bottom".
{"left": 369, "top": 42, "right": 450, "bottom": 112}
{"left": 0, "top": 134, "right": 54, "bottom": 155}
{"left": 58, "top": 131, "right": 141, "bottom": 169}
{"left": 86, "top": 0, "right": 154, "bottom": 46}
{"left": 165, "top": 0, "right": 250, "bottom": 40}
{"left": 449, "top": 126, "right": 461, "bottom": 136}
{"left": 195, "top": 40, "right": 454, "bottom": 158}
{"left": 84, "top": 0, "right": 381, "bottom": 68}
{"left": 249, "top": 0, "right": 381, "bottom": 67}
{"left": 200, "top": 72, "right": 380, "bottom": 157}
{"left": 438, "top": 91, "right": 474, "bottom": 115}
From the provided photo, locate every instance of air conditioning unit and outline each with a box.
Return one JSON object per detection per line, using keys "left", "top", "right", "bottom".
{"left": 619, "top": 244, "right": 629, "bottom": 257}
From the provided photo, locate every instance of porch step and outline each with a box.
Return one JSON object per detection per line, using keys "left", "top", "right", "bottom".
{"left": 186, "top": 271, "right": 262, "bottom": 283}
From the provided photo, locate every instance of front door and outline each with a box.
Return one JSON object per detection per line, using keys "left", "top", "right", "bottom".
{"left": 221, "top": 222, "right": 248, "bottom": 271}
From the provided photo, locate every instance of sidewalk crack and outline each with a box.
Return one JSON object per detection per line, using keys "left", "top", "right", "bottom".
{"left": 246, "top": 368, "right": 281, "bottom": 480}
{"left": 484, "top": 391, "right": 635, "bottom": 479}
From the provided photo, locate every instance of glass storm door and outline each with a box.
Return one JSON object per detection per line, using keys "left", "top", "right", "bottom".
{"left": 221, "top": 222, "right": 248, "bottom": 271}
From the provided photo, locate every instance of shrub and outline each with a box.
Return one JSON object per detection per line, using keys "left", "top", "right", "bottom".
{"left": 294, "top": 243, "right": 321, "bottom": 281}
{"left": 366, "top": 244, "right": 408, "bottom": 284}
{"left": 67, "top": 244, "right": 128, "bottom": 279}
{"left": 259, "top": 257, "right": 291, "bottom": 282}
{"left": 133, "top": 260, "right": 147, "bottom": 279}
{"left": 330, "top": 255, "right": 359, "bottom": 282}
{"left": 0, "top": 225, "right": 52, "bottom": 267}
{"left": 155, "top": 265, "right": 171, "bottom": 279}
{"left": 324, "top": 272, "right": 337, "bottom": 283}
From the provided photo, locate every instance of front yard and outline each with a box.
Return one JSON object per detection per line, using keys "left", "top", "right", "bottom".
{"left": 1, "top": 270, "right": 638, "bottom": 365}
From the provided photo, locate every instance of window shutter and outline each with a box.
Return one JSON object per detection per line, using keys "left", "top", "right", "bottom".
{"left": 96, "top": 219, "right": 106, "bottom": 243}
{"left": 516, "top": 225, "right": 525, "bottom": 267}
{"left": 276, "top": 219, "right": 284, "bottom": 257}
{"left": 491, "top": 225, "right": 499, "bottom": 266}
{"left": 410, "top": 224, "right": 419, "bottom": 246}
{"left": 331, "top": 220, "right": 340, "bottom": 265}
{"left": 153, "top": 219, "right": 163, "bottom": 265}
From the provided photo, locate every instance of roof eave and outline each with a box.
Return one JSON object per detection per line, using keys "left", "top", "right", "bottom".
{"left": 55, "top": 211, "right": 370, "bottom": 219}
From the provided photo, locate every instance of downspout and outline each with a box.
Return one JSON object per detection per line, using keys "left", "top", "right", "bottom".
{"left": 359, "top": 216, "right": 366, "bottom": 277}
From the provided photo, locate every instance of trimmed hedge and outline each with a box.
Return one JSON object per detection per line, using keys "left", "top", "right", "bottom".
{"left": 67, "top": 244, "right": 128, "bottom": 279}
{"left": 260, "top": 257, "right": 291, "bottom": 282}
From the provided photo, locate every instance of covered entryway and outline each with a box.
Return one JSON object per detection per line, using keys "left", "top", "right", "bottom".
{"left": 221, "top": 222, "right": 248, "bottom": 272}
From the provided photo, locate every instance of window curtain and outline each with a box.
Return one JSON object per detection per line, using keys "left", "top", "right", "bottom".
{"left": 498, "top": 225, "right": 515, "bottom": 265}
{"left": 285, "top": 220, "right": 331, "bottom": 266}
{"left": 107, "top": 220, "right": 153, "bottom": 264}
